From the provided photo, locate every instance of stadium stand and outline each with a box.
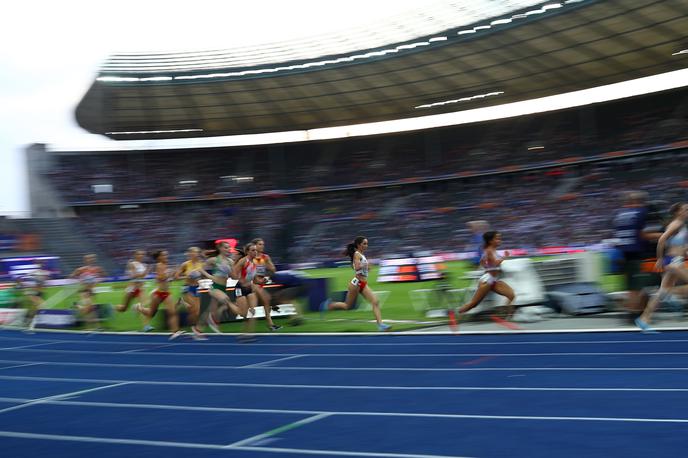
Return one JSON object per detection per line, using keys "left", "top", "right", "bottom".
{"left": 41, "top": 89, "right": 688, "bottom": 205}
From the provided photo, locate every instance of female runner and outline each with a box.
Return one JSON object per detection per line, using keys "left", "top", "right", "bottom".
{"left": 321, "top": 236, "right": 390, "bottom": 332}
{"left": 115, "top": 250, "right": 148, "bottom": 312}
{"left": 450, "top": 231, "right": 516, "bottom": 330}
{"left": 135, "top": 250, "right": 183, "bottom": 339}
{"left": 199, "top": 241, "right": 241, "bottom": 333}
{"left": 636, "top": 203, "right": 688, "bottom": 332}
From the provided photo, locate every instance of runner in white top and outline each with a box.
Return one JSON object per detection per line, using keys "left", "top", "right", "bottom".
{"left": 636, "top": 202, "right": 688, "bottom": 332}
{"left": 321, "top": 236, "right": 390, "bottom": 331}
{"left": 451, "top": 231, "right": 516, "bottom": 330}
{"left": 115, "top": 250, "right": 149, "bottom": 312}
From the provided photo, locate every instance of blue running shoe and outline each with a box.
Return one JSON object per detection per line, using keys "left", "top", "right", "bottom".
{"left": 378, "top": 323, "right": 392, "bottom": 332}
{"left": 319, "top": 298, "right": 331, "bottom": 318}
{"left": 635, "top": 317, "right": 659, "bottom": 333}
{"left": 143, "top": 324, "right": 155, "bottom": 332}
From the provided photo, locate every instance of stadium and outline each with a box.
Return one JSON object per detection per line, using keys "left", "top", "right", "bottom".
{"left": 2, "top": 0, "right": 688, "bottom": 456}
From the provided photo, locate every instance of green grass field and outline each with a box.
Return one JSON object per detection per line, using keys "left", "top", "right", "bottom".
{"left": 18, "top": 256, "right": 624, "bottom": 334}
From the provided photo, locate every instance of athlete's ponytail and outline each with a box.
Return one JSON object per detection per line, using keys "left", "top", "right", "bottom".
{"left": 342, "top": 236, "right": 366, "bottom": 261}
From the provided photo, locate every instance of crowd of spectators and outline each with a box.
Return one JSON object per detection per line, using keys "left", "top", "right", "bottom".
{"left": 70, "top": 150, "right": 688, "bottom": 271}
{"left": 45, "top": 89, "right": 688, "bottom": 204}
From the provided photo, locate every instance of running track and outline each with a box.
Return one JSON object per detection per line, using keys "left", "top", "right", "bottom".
{"left": 0, "top": 328, "right": 687, "bottom": 457}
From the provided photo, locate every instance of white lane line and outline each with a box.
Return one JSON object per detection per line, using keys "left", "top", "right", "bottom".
{"left": 242, "top": 355, "right": 304, "bottom": 368}
{"left": 3, "top": 375, "right": 688, "bottom": 392}
{"left": 0, "top": 342, "right": 59, "bottom": 350}
{"left": 0, "top": 398, "right": 686, "bottom": 424}
{"left": 4, "top": 334, "right": 688, "bottom": 346}
{"left": 0, "top": 430, "right": 473, "bottom": 458}
{"left": 226, "top": 413, "right": 332, "bottom": 448}
{"left": 118, "top": 343, "right": 179, "bottom": 354}
{"left": 235, "top": 445, "right": 473, "bottom": 458}
{"left": 2, "top": 358, "right": 688, "bottom": 371}
{"left": 0, "top": 382, "right": 131, "bottom": 415}
{"left": 8, "top": 347, "right": 688, "bottom": 357}
{"left": 0, "top": 431, "right": 229, "bottom": 450}
{"left": 0, "top": 362, "right": 44, "bottom": 371}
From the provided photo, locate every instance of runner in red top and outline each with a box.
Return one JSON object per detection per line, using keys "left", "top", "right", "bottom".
{"left": 135, "top": 250, "right": 183, "bottom": 339}
{"left": 251, "top": 238, "right": 281, "bottom": 331}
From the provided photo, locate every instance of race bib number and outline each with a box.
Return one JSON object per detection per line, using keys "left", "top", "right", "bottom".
{"left": 235, "top": 287, "right": 243, "bottom": 297}
{"left": 350, "top": 278, "right": 360, "bottom": 287}
{"left": 198, "top": 279, "right": 212, "bottom": 290}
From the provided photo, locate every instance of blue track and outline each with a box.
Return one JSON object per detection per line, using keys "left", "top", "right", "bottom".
{"left": 1, "top": 329, "right": 688, "bottom": 457}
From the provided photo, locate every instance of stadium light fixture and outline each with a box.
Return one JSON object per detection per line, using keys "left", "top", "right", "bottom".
{"left": 527, "top": 146, "right": 545, "bottom": 150}
{"left": 105, "top": 128, "right": 204, "bottom": 135}
{"left": 415, "top": 91, "right": 504, "bottom": 109}
{"left": 672, "top": 49, "right": 688, "bottom": 56}
{"left": 178, "top": 180, "right": 198, "bottom": 185}
{"left": 138, "top": 76, "right": 173, "bottom": 82}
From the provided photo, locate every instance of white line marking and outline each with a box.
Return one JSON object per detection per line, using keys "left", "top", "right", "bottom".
{"left": 226, "top": 413, "right": 331, "bottom": 448}
{"left": 0, "top": 431, "right": 230, "bottom": 450}
{"left": 6, "top": 325, "right": 688, "bottom": 336}
{"left": 118, "top": 343, "right": 178, "bottom": 354}
{"left": 5, "top": 374, "right": 688, "bottom": 392}
{"left": 4, "top": 334, "right": 688, "bottom": 347}
{"left": 0, "top": 362, "right": 44, "bottom": 371}
{"left": 0, "top": 430, "right": 473, "bottom": 458}
{"left": 8, "top": 347, "right": 688, "bottom": 358}
{"left": 242, "top": 355, "right": 304, "bottom": 368}
{"left": 0, "top": 382, "right": 131, "bottom": 415}
{"left": 1, "top": 358, "right": 688, "bottom": 371}
{"left": 235, "top": 445, "right": 474, "bottom": 458}
{"left": 0, "top": 342, "right": 59, "bottom": 350}
{"left": 0, "top": 398, "right": 686, "bottom": 424}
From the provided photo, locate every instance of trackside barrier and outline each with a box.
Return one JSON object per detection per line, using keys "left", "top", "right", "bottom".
{"left": 409, "top": 289, "right": 433, "bottom": 312}
{"left": 0, "top": 308, "right": 27, "bottom": 326}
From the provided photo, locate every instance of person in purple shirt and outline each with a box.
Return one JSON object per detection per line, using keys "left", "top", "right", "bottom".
{"left": 613, "top": 191, "right": 661, "bottom": 313}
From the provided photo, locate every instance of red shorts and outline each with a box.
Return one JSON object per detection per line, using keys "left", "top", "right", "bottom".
{"left": 351, "top": 278, "right": 367, "bottom": 292}
{"left": 126, "top": 286, "right": 142, "bottom": 297}
{"left": 153, "top": 290, "right": 171, "bottom": 301}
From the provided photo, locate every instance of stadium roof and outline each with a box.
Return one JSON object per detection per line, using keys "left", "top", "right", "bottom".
{"left": 76, "top": 0, "right": 688, "bottom": 140}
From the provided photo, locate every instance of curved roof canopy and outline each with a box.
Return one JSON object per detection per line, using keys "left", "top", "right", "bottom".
{"left": 76, "top": 0, "right": 688, "bottom": 140}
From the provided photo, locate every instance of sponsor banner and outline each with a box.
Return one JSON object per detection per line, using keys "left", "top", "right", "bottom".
{"left": 0, "top": 308, "right": 27, "bottom": 326}
{"left": 34, "top": 309, "right": 77, "bottom": 328}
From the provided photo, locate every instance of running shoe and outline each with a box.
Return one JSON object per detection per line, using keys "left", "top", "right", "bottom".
{"left": 208, "top": 315, "right": 221, "bottom": 333}
{"left": 319, "top": 298, "right": 332, "bottom": 313}
{"left": 635, "top": 317, "right": 659, "bottom": 333}
{"left": 191, "top": 326, "right": 208, "bottom": 340}
{"left": 169, "top": 330, "right": 185, "bottom": 340}
{"left": 142, "top": 324, "right": 155, "bottom": 332}
{"left": 236, "top": 334, "right": 257, "bottom": 343}
{"left": 268, "top": 324, "right": 282, "bottom": 331}
{"left": 378, "top": 323, "right": 392, "bottom": 332}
